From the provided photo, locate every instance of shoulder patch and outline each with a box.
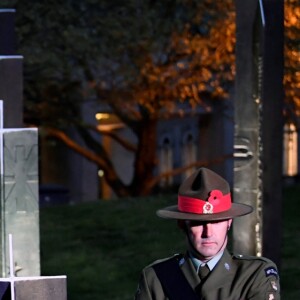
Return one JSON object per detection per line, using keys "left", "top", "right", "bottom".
{"left": 265, "top": 267, "right": 279, "bottom": 278}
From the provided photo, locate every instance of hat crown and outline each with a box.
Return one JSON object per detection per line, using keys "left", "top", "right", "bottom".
{"left": 179, "top": 168, "right": 230, "bottom": 200}
{"left": 156, "top": 167, "right": 253, "bottom": 221}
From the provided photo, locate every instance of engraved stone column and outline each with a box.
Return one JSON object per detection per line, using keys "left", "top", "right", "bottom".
{"left": 0, "top": 9, "right": 39, "bottom": 276}
{"left": 234, "top": 1, "right": 283, "bottom": 267}
{"left": 0, "top": 102, "right": 40, "bottom": 277}
{"left": 233, "top": 0, "right": 263, "bottom": 255}
{"left": 1, "top": 129, "right": 40, "bottom": 277}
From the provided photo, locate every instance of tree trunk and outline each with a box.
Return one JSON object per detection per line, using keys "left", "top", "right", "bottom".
{"left": 131, "top": 118, "right": 158, "bottom": 196}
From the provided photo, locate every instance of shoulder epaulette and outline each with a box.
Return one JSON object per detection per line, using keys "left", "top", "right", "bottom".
{"left": 149, "top": 253, "right": 183, "bottom": 268}
{"left": 232, "top": 253, "right": 272, "bottom": 263}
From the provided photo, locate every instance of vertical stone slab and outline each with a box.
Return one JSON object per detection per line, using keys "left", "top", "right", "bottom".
{"left": 0, "top": 128, "right": 40, "bottom": 276}
{"left": 0, "top": 57, "right": 23, "bottom": 128}
{"left": 0, "top": 9, "right": 23, "bottom": 128}
{"left": 233, "top": 0, "right": 262, "bottom": 256}
{"left": 0, "top": 276, "right": 67, "bottom": 300}
{"left": 234, "top": 0, "right": 284, "bottom": 268}
{"left": 0, "top": 8, "right": 16, "bottom": 55}
{"left": 14, "top": 277, "right": 67, "bottom": 300}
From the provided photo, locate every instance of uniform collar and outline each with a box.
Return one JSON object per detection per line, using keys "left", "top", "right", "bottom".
{"left": 189, "top": 250, "right": 224, "bottom": 272}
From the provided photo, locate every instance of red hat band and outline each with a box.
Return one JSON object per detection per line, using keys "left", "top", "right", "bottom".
{"left": 178, "top": 189, "right": 231, "bottom": 214}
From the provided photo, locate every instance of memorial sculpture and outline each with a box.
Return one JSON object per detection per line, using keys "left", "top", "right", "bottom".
{"left": 0, "top": 101, "right": 67, "bottom": 300}
{"left": 0, "top": 9, "right": 67, "bottom": 298}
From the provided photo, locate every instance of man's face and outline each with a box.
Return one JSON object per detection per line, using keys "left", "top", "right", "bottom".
{"left": 185, "top": 219, "right": 232, "bottom": 262}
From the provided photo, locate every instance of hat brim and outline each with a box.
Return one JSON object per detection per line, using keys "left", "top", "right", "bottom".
{"left": 157, "top": 203, "right": 253, "bottom": 221}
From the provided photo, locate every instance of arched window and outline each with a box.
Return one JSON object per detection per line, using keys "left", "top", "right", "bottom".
{"left": 283, "top": 123, "right": 298, "bottom": 176}
{"left": 182, "top": 133, "right": 197, "bottom": 179}
{"left": 159, "top": 137, "right": 173, "bottom": 187}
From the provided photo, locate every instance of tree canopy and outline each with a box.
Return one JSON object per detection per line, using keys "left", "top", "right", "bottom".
{"left": 3, "top": 0, "right": 297, "bottom": 197}
{"left": 284, "top": 0, "right": 300, "bottom": 122}
{"left": 2, "top": 0, "right": 237, "bottom": 197}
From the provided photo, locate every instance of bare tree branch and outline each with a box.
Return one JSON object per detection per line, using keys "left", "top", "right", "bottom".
{"left": 43, "top": 127, "right": 109, "bottom": 169}
{"left": 88, "top": 125, "right": 137, "bottom": 152}
{"left": 145, "top": 153, "right": 234, "bottom": 192}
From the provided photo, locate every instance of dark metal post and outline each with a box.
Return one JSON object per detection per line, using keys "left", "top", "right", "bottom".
{"left": 261, "top": 0, "right": 284, "bottom": 267}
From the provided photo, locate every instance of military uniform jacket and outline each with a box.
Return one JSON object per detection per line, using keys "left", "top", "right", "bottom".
{"left": 135, "top": 249, "right": 280, "bottom": 300}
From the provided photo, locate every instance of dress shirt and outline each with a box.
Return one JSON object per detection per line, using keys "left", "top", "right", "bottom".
{"left": 190, "top": 250, "right": 224, "bottom": 272}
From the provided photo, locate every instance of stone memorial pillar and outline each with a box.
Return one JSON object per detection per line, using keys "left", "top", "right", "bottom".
{"left": 0, "top": 9, "right": 68, "bottom": 298}
{"left": 0, "top": 101, "right": 67, "bottom": 299}
{"left": 0, "top": 234, "right": 67, "bottom": 300}
{"left": 0, "top": 101, "right": 40, "bottom": 277}
{"left": 0, "top": 8, "right": 39, "bottom": 277}
{"left": 234, "top": 0, "right": 283, "bottom": 267}
{"left": 233, "top": 0, "right": 263, "bottom": 256}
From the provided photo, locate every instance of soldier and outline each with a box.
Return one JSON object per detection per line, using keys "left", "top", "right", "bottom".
{"left": 135, "top": 167, "right": 280, "bottom": 300}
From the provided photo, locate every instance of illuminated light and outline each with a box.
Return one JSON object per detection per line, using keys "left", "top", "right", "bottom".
{"left": 95, "top": 113, "right": 110, "bottom": 121}
{"left": 283, "top": 123, "right": 298, "bottom": 176}
{"left": 98, "top": 170, "right": 104, "bottom": 177}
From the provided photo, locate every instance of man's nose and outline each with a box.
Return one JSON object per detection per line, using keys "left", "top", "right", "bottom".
{"left": 203, "top": 223, "right": 213, "bottom": 237}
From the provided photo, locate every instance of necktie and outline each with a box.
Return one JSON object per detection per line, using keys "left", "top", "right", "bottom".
{"left": 198, "top": 264, "right": 210, "bottom": 280}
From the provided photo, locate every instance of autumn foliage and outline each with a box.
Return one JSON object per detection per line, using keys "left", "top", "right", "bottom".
{"left": 284, "top": 0, "right": 300, "bottom": 119}
{"left": 6, "top": 0, "right": 297, "bottom": 197}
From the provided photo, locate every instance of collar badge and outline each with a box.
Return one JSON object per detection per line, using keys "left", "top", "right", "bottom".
{"left": 224, "top": 263, "right": 230, "bottom": 271}
{"left": 178, "top": 257, "right": 185, "bottom": 266}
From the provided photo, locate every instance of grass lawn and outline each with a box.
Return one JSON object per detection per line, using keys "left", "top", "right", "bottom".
{"left": 40, "top": 187, "right": 300, "bottom": 300}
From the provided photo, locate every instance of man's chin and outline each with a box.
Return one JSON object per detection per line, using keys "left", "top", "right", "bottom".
{"left": 196, "top": 246, "right": 221, "bottom": 260}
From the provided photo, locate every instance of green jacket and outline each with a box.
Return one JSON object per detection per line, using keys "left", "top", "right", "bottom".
{"left": 135, "top": 249, "right": 280, "bottom": 299}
